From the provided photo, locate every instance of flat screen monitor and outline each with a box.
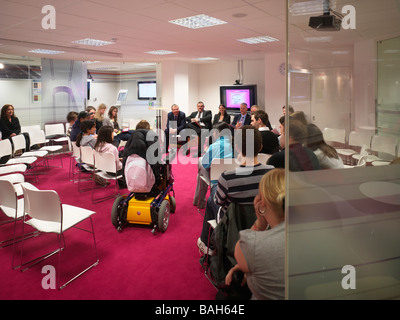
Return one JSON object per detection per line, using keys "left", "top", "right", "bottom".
{"left": 220, "top": 85, "right": 257, "bottom": 112}
{"left": 138, "top": 81, "right": 157, "bottom": 100}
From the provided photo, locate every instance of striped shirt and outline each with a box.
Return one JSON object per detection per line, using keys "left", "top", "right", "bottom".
{"left": 215, "top": 163, "right": 274, "bottom": 213}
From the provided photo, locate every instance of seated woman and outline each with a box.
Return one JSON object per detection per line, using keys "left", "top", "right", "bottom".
{"left": 225, "top": 168, "right": 285, "bottom": 300}
{"left": 94, "top": 103, "right": 107, "bottom": 132}
{"left": 306, "top": 123, "right": 344, "bottom": 169}
{"left": 94, "top": 126, "right": 123, "bottom": 175}
{"left": 212, "top": 104, "right": 231, "bottom": 126}
{"left": 75, "top": 120, "right": 97, "bottom": 148}
{"left": 103, "top": 106, "right": 133, "bottom": 145}
{"left": 0, "top": 104, "right": 21, "bottom": 139}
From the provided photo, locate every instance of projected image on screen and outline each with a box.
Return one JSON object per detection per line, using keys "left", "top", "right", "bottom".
{"left": 226, "top": 89, "right": 250, "bottom": 109}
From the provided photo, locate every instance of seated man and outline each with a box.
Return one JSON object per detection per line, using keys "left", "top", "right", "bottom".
{"left": 164, "top": 104, "right": 186, "bottom": 153}
{"left": 193, "top": 122, "right": 233, "bottom": 209}
{"left": 197, "top": 125, "right": 274, "bottom": 255}
{"left": 267, "top": 119, "right": 320, "bottom": 171}
{"left": 231, "top": 103, "right": 251, "bottom": 129}
{"left": 251, "top": 110, "right": 280, "bottom": 154}
{"left": 185, "top": 101, "right": 212, "bottom": 157}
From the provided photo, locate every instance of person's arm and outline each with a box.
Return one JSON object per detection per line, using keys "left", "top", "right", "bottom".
{"left": 234, "top": 241, "right": 250, "bottom": 274}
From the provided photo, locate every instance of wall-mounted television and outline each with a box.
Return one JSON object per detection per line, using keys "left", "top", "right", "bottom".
{"left": 220, "top": 84, "right": 257, "bottom": 113}
{"left": 138, "top": 81, "right": 157, "bottom": 100}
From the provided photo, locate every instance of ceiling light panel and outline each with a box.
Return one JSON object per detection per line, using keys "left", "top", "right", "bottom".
{"left": 169, "top": 14, "right": 227, "bottom": 29}
{"left": 237, "top": 36, "right": 279, "bottom": 44}
{"left": 145, "top": 50, "right": 177, "bottom": 55}
{"left": 72, "top": 38, "right": 114, "bottom": 46}
{"left": 28, "top": 49, "right": 65, "bottom": 55}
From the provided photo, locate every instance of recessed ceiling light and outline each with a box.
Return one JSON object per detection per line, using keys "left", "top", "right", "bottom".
{"left": 72, "top": 38, "right": 114, "bottom": 46}
{"left": 145, "top": 50, "right": 177, "bottom": 55}
{"left": 305, "top": 36, "right": 332, "bottom": 42}
{"left": 237, "top": 36, "right": 278, "bottom": 44}
{"left": 169, "top": 14, "right": 227, "bottom": 29}
{"left": 29, "top": 49, "right": 64, "bottom": 54}
{"left": 193, "top": 57, "right": 219, "bottom": 61}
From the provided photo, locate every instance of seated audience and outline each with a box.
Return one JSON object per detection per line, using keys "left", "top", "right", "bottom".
{"left": 267, "top": 119, "right": 320, "bottom": 171}
{"left": 66, "top": 111, "right": 78, "bottom": 137}
{"left": 306, "top": 123, "right": 344, "bottom": 169}
{"left": 197, "top": 125, "right": 274, "bottom": 255}
{"left": 76, "top": 119, "right": 97, "bottom": 148}
{"left": 185, "top": 101, "right": 212, "bottom": 157}
{"left": 0, "top": 104, "right": 21, "bottom": 139}
{"left": 193, "top": 122, "right": 233, "bottom": 209}
{"left": 70, "top": 111, "right": 92, "bottom": 141}
{"left": 103, "top": 105, "right": 133, "bottom": 146}
{"left": 94, "top": 125, "right": 123, "bottom": 175}
{"left": 282, "top": 105, "right": 294, "bottom": 116}
{"left": 164, "top": 104, "right": 186, "bottom": 153}
{"left": 251, "top": 110, "right": 280, "bottom": 154}
{"left": 225, "top": 168, "right": 285, "bottom": 300}
{"left": 94, "top": 103, "right": 107, "bottom": 132}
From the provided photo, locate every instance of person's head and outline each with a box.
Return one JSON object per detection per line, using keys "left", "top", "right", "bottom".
{"left": 251, "top": 110, "right": 269, "bottom": 129}
{"left": 282, "top": 105, "right": 294, "bottom": 115}
{"left": 306, "top": 123, "right": 339, "bottom": 159}
{"left": 250, "top": 105, "right": 260, "bottom": 114}
{"left": 171, "top": 104, "right": 180, "bottom": 117}
{"left": 108, "top": 106, "right": 118, "bottom": 120}
{"left": 66, "top": 111, "right": 78, "bottom": 124}
{"left": 258, "top": 168, "right": 285, "bottom": 225}
{"left": 234, "top": 125, "right": 262, "bottom": 158}
{"left": 78, "top": 111, "right": 91, "bottom": 122}
{"left": 95, "top": 103, "right": 107, "bottom": 120}
{"left": 94, "top": 125, "right": 114, "bottom": 151}
{"left": 218, "top": 104, "right": 226, "bottom": 115}
{"left": 239, "top": 103, "right": 248, "bottom": 115}
{"left": 1, "top": 104, "right": 15, "bottom": 119}
{"left": 288, "top": 119, "right": 307, "bottom": 145}
{"left": 212, "top": 122, "right": 231, "bottom": 140}
{"left": 136, "top": 120, "right": 150, "bottom": 130}
{"left": 197, "top": 101, "right": 205, "bottom": 113}
{"left": 86, "top": 106, "right": 96, "bottom": 119}
{"left": 290, "top": 111, "right": 307, "bottom": 126}
{"left": 76, "top": 119, "right": 95, "bottom": 147}
{"left": 278, "top": 116, "right": 285, "bottom": 135}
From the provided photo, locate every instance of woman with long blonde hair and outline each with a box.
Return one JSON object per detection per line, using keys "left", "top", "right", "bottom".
{"left": 225, "top": 168, "right": 285, "bottom": 300}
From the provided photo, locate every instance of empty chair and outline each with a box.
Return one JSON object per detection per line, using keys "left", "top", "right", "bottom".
{"left": 353, "top": 135, "right": 398, "bottom": 164}
{"left": 12, "top": 134, "right": 49, "bottom": 171}
{"left": 336, "top": 131, "right": 372, "bottom": 164}
{"left": 91, "top": 149, "right": 122, "bottom": 203}
{"left": 19, "top": 185, "right": 99, "bottom": 290}
{"left": 44, "top": 123, "right": 69, "bottom": 149}
{"left": 28, "top": 129, "right": 63, "bottom": 168}
{"left": 323, "top": 128, "right": 346, "bottom": 148}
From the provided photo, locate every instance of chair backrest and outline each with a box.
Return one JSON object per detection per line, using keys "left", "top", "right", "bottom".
{"left": 71, "top": 141, "right": 80, "bottom": 158}
{"left": 323, "top": 128, "right": 346, "bottom": 145}
{"left": 22, "top": 185, "right": 62, "bottom": 223}
{"left": 93, "top": 149, "right": 117, "bottom": 174}
{"left": 28, "top": 129, "right": 47, "bottom": 147}
{"left": 80, "top": 146, "right": 94, "bottom": 166}
{"left": 348, "top": 131, "right": 372, "bottom": 148}
{"left": 0, "top": 179, "right": 17, "bottom": 210}
{"left": 45, "top": 123, "right": 65, "bottom": 137}
{"left": 0, "top": 139, "right": 12, "bottom": 158}
{"left": 371, "top": 135, "right": 398, "bottom": 158}
{"left": 210, "top": 158, "right": 239, "bottom": 182}
{"left": 21, "top": 125, "right": 41, "bottom": 134}
{"left": 11, "top": 134, "right": 27, "bottom": 154}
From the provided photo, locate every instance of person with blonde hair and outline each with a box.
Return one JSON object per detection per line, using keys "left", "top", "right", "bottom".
{"left": 225, "top": 168, "right": 285, "bottom": 300}
{"left": 94, "top": 103, "right": 107, "bottom": 131}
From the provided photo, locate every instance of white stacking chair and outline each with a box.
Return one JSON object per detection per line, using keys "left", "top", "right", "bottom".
{"left": 12, "top": 134, "right": 49, "bottom": 171}
{"left": 91, "top": 150, "right": 122, "bottom": 203}
{"left": 0, "top": 163, "right": 27, "bottom": 177}
{"left": 353, "top": 135, "right": 398, "bottom": 164}
{"left": 78, "top": 146, "right": 96, "bottom": 192}
{"left": 336, "top": 131, "right": 372, "bottom": 165}
{"left": 0, "top": 139, "right": 39, "bottom": 182}
{"left": 44, "top": 123, "right": 69, "bottom": 151}
{"left": 19, "top": 185, "right": 99, "bottom": 290}
{"left": 28, "top": 129, "right": 64, "bottom": 168}
{"left": 323, "top": 128, "right": 346, "bottom": 148}
{"left": 69, "top": 140, "right": 81, "bottom": 182}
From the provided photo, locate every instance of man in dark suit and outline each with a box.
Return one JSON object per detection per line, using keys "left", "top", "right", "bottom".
{"left": 164, "top": 104, "right": 186, "bottom": 153}
{"left": 231, "top": 102, "right": 251, "bottom": 129}
{"left": 185, "top": 101, "right": 212, "bottom": 157}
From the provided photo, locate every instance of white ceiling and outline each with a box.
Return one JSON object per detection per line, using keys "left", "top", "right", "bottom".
{"left": 0, "top": 0, "right": 400, "bottom": 71}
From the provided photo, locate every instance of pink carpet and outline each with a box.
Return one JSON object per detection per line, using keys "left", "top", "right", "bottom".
{"left": 0, "top": 150, "right": 216, "bottom": 300}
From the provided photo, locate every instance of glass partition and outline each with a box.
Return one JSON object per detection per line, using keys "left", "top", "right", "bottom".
{"left": 287, "top": 0, "right": 400, "bottom": 300}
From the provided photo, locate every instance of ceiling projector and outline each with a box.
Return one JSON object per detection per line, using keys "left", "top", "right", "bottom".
{"left": 309, "top": 13, "right": 342, "bottom": 31}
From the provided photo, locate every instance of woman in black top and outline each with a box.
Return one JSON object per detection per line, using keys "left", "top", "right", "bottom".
{"left": 0, "top": 104, "right": 21, "bottom": 139}
{"left": 212, "top": 104, "right": 231, "bottom": 126}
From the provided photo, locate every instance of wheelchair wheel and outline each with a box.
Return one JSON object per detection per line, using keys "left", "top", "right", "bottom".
{"left": 169, "top": 195, "right": 176, "bottom": 213}
{"left": 157, "top": 199, "right": 170, "bottom": 233}
{"left": 111, "top": 195, "right": 125, "bottom": 231}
